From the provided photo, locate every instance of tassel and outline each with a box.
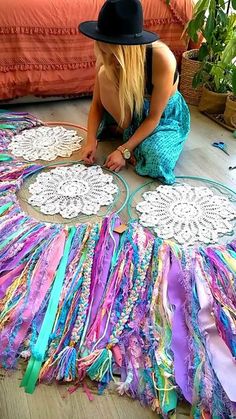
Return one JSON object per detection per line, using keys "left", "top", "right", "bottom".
{"left": 54, "top": 346, "right": 77, "bottom": 382}
{"left": 87, "top": 348, "right": 112, "bottom": 381}
{"left": 78, "top": 346, "right": 113, "bottom": 382}
{"left": 40, "top": 346, "right": 78, "bottom": 383}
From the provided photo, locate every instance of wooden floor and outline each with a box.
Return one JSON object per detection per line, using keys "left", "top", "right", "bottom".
{"left": 0, "top": 98, "right": 235, "bottom": 419}
{"left": 8, "top": 97, "right": 236, "bottom": 188}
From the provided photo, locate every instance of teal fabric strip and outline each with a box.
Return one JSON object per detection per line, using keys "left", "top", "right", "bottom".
{"left": 20, "top": 227, "right": 76, "bottom": 393}
{"left": 155, "top": 364, "right": 177, "bottom": 413}
{"left": 0, "top": 202, "right": 13, "bottom": 215}
{"left": 0, "top": 218, "right": 27, "bottom": 251}
{"left": 0, "top": 124, "right": 16, "bottom": 129}
{"left": 0, "top": 154, "right": 14, "bottom": 161}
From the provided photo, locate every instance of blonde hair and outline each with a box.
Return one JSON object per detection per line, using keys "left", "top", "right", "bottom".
{"left": 95, "top": 41, "right": 146, "bottom": 126}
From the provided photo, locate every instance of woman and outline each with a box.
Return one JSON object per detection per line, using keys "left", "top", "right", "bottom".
{"left": 79, "top": 0, "right": 190, "bottom": 184}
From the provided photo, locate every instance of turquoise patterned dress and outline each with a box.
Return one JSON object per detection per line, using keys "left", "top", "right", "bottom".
{"left": 98, "top": 90, "right": 190, "bottom": 184}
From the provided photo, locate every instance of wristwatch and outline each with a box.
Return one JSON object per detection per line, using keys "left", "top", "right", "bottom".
{"left": 117, "top": 146, "right": 131, "bottom": 160}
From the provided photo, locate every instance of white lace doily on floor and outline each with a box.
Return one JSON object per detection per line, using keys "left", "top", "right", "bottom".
{"left": 8, "top": 126, "right": 83, "bottom": 161}
{"left": 136, "top": 184, "right": 236, "bottom": 245}
{"left": 28, "top": 165, "right": 118, "bottom": 218}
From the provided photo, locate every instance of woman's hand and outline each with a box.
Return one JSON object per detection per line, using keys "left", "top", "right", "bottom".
{"left": 81, "top": 142, "right": 97, "bottom": 164}
{"left": 105, "top": 150, "right": 126, "bottom": 172}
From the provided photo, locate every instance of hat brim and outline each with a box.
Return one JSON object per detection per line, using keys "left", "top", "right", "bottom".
{"left": 79, "top": 21, "right": 159, "bottom": 45}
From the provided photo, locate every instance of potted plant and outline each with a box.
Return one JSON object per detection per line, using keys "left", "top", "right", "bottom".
{"left": 196, "top": 11, "right": 236, "bottom": 114}
{"left": 181, "top": 0, "right": 236, "bottom": 111}
{"left": 223, "top": 37, "right": 236, "bottom": 127}
{"left": 224, "top": 68, "right": 236, "bottom": 127}
{"left": 179, "top": 48, "right": 203, "bottom": 106}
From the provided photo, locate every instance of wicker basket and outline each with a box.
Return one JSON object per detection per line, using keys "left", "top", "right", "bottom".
{"left": 224, "top": 95, "right": 236, "bottom": 128}
{"left": 179, "top": 49, "right": 202, "bottom": 106}
{"left": 199, "top": 85, "right": 228, "bottom": 114}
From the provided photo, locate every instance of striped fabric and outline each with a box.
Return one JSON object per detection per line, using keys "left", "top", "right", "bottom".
{"left": 0, "top": 0, "right": 194, "bottom": 100}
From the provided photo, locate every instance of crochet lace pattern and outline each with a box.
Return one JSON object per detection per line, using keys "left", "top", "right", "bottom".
{"left": 28, "top": 165, "right": 118, "bottom": 218}
{"left": 8, "top": 126, "right": 83, "bottom": 161}
{"left": 136, "top": 184, "right": 236, "bottom": 245}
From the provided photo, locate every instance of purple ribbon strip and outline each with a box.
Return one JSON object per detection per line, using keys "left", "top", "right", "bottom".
{"left": 167, "top": 250, "right": 192, "bottom": 403}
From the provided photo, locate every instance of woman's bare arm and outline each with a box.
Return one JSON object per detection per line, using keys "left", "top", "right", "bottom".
{"left": 86, "top": 73, "right": 104, "bottom": 145}
{"left": 82, "top": 73, "right": 104, "bottom": 164}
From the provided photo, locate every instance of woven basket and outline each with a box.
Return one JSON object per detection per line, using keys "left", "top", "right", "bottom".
{"left": 179, "top": 49, "right": 202, "bottom": 106}
{"left": 199, "top": 85, "right": 228, "bottom": 114}
{"left": 224, "top": 95, "right": 236, "bottom": 128}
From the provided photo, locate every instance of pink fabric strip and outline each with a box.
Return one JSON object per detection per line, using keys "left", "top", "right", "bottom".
{"left": 195, "top": 256, "right": 236, "bottom": 402}
{"left": 0, "top": 231, "right": 66, "bottom": 365}
{"left": 0, "top": 263, "right": 25, "bottom": 292}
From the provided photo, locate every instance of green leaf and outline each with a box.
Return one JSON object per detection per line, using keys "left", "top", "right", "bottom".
{"left": 186, "top": 9, "right": 206, "bottom": 42}
{"left": 218, "top": 0, "right": 226, "bottom": 7}
{"left": 166, "top": 0, "right": 170, "bottom": 4}
{"left": 232, "top": 68, "right": 236, "bottom": 95}
{"left": 194, "top": 10, "right": 206, "bottom": 29}
{"left": 192, "top": 70, "right": 203, "bottom": 88}
{"left": 204, "top": 62, "right": 213, "bottom": 73}
{"left": 212, "top": 43, "right": 226, "bottom": 53}
{"left": 218, "top": 9, "right": 228, "bottom": 26}
{"left": 204, "top": 12, "right": 215, "bottom": 42}
{"left": 198, "top": 43, "right": 209, "bottom": 60}
{"left": 210, "top": 64, "right": 225, "bottom": 92}
{"left": 193, "top": 0, "right": 211, "bottom": 15}
{"left": 232, "top": 0, "right": 236, "bottom": 10}
{"left": 187, "top": 20, "right": 199, "bottom": 43}
{"left": 221, "top": 40, "right": 236, "bottom": 65}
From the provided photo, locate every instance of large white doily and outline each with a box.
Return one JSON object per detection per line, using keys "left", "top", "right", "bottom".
{"left": 136, "top": 184, "right": 236, "bottom": 245}
{"left": 28, "top": 165, "right": 118, "bottom": 218}
{"left": 8, "top": 126, "right": 83, "bottom": 161}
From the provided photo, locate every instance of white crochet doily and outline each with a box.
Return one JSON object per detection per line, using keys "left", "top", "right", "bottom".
{"left": 136, "top": 184, "right": 236, "bottom": 245}
{"left": 28, "top": 165, "right": 118, "bottom": 218}
{"left": 8, "top": 126, "right": 83, "bottom": 161}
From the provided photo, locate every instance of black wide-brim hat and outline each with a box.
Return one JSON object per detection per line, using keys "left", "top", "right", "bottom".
{"left": 79, "top": 0, "right": 159, "bottom": 45}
